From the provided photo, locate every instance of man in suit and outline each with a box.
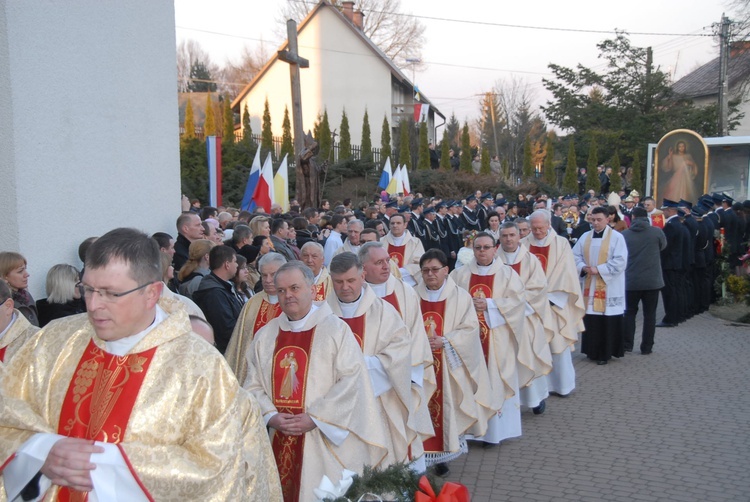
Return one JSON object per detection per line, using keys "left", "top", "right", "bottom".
{"left": 657, "top": 199, "right": 685, "bottom": 327}
{"left": 461, "top": 194, "right": 482, "bottom": 231}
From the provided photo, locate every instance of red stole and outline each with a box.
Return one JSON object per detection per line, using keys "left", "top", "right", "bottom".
{"left": 341, "top": 315, "right": 366, "bottom": 349}
{"left": 529, "top": 244, "right": 550, "bottom": 274}
{"left": 313, "top": 281, "right": 327, "bottom": 301}
{"left": 381, "top": 291, "right": 402, "bottom": 316}
{"left": 271, "top": 328, "right": 315, "bottom": 502}
{"left": 388, "top": 244, "right": 406, "bottom": 268}
{"left": 469, "top": 274, "right": 494, "bottom": 365}
{"left": 0, "top": 346, "right": 6, "bottom": 363}
{"left": 57, "top": 339, "right": 156, "bottom": 502}
{"left": 651, "top": 213, "right": 665, "bottom": 229}
{"left": 420, "top": 299, "right": 446, "bottom": 453}
{"left": 254, "top": 299, "right": 282, "bottom": 335}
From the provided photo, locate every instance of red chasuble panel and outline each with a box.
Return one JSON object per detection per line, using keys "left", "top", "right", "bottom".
{"left": 388, "top": 244, "right": 406, "bottom": 268}
{"left": 313, "top": 282, "right": 326, "bottom": 301}
{"left": 342, "top": 315, "right": 366, "bottom": 350}
{"left": 651, "top": 214, "right": 665, "bottom": 229}
{"left": 0, "top": 346, "right": 6, "bottom": 363}
{"left": 271, "top": 328, "right": 315, "bottom": 502}
{"left": 57, "top": 339, "right": 157, "bottom": 502}
{"left": 469, "top": 274, "right": 494, "bottom": 365}
{"left": 529, "top": 245, "right": 550, "bottom": 274}
{"left": 381, "top": 291, "right": 402, "bottom": 316}
{"left": 507, "top": 261, "right": 522, "bottom": 276}
{"left": 253, "top": 300, "right": 282, "bottom": 335}
{"left": 420, "top": 299, "right": 446, "bottom": 454}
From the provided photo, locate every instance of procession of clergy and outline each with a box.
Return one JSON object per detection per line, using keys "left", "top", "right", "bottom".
{"left": 0, "top": 196, "right": 651, "bottom": 502}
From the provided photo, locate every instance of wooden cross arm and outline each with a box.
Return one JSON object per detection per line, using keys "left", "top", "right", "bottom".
{"left": 278, "top": 50, "right": 310, "bottom": 68}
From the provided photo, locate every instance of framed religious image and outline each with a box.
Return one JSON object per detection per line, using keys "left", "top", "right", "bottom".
{"left": 654, "top": 129, "right": 709, "bottom": 205}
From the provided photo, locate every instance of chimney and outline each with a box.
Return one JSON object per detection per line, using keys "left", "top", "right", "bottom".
{"left": 730, "top": 40, "right": 750, "bottom": 58}
{"left": 341, "top": 1, "right": 354, "bottom": 22}
{"left": 353, "top": 10, "right": 365, "bottom": 30}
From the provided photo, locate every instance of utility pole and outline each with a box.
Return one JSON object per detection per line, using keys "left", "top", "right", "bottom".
{"left": 718, "top": 14, "right": 731, "bottom": 137}
{"left": 278, "top": 19, "right": 312, "bottom": 205}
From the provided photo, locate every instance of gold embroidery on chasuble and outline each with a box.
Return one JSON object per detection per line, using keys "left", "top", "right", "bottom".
{"left": 529, "top": 245, "right": 550, "bottom": 274}
{"left": 469, "top": 273, "right": 494, "bottom": 365}
{"left": 254, "top": 300, "right": 282, "bottom": 335}
{"left": 271, "top": 328, "right": 315, "bottom": 502}
{"left": 57, "top": 339, "right": 157, "bottom": 502}
{"left": 420, "top": 299, "right": 446, "bottom": 453}
{"left": 387, "top": 244, "right": 406, "bottom": 268}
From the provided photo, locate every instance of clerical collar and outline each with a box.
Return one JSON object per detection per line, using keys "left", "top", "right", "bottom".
{"left": 426, "top": 280, "right": 447, "bottom": 302}
{"left": 532, "top": 230, "right": 550, "bottom": 246}
{"left": 592, "top": 229, "right": 606, "bottom": 238}
{"left": 288, "top": 304, "right": 319, "bottom": 331}
{"left": 0, "top": 312, "right": 18, "bottom": 341}
{"left": 501, "top": 248, "right": 520, "bottom": 264}
{"left": 391, "top": 234, "right": 405, "bottom": 246}
{"left": 268, "top": 294, "right": 279, "bottom": 304}
{"left": 476, "top": 260, "right": 495, "bottom": 275}
{"left": 368, "top": 281, "right": 388, "bottom": 297}
{"left": 105, "top": 304, "right": 167, "bottom": 356}
{"left": 338, "top": 289, "right": 364, "bottom": 318}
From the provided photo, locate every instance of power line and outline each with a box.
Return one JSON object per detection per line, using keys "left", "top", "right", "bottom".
{"left": 286, "top": 0, "right": 714, "bottom": 37}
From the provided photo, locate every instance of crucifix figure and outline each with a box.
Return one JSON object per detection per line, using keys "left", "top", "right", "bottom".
{"left": 278, "top": 19, "right": 320, "bottom": 209}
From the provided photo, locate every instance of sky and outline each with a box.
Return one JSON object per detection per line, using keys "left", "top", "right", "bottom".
{"left": 174, "top": 0, "right": 732, "bottom": 124}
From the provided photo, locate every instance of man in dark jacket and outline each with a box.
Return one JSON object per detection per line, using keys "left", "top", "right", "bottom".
{"left": 173, "top": 212, "right": 205, "bottom": 272}
{"left": 193, "top": 246, "right": 243, "bottom": 354}
{"left": 622, "top": 207, "right": 666, "bottom": 354}
{"left": 658, "top": 200, "right": 685, "bottom": 327}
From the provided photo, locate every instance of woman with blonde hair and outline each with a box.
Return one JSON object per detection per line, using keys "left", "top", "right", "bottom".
{"left": 35, "top": 264, "right": 86, "bottom": 327}
{"left": 0, "top": 252, "right": 39, "bottom": 326}
{"left": 177, "top": 239, "right": 214, "bottom": 299}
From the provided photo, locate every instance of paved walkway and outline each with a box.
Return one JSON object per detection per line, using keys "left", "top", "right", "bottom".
{"left": 447, "top": 306, "right": 750, "bottom": 501}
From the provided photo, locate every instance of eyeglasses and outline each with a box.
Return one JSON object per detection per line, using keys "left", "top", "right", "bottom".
{"left": 77, "top": 281, "right": 155, "bottom": 303}
{"left": 421, "top": 266, "right": 446, "bottom": 275}
{"left": 473, "top": 245, "right": 495, "bottom": 251}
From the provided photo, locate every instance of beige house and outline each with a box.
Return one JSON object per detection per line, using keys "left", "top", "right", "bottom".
{"left": 672, "top": 41, "right": 750, "bottom": 136}
{"left": 231, "top": 0, "right": 443, "bottom": 154}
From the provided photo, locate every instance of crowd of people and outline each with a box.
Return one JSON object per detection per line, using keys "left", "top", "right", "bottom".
{"left": 0, "top": 184, "right": 749, "bottom": 501}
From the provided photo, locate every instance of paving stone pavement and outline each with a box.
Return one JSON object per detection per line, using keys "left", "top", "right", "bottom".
{"left": 446, "top": 305, "right": 750, "bottom": 501}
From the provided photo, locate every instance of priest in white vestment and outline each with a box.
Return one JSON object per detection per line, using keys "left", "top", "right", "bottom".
{"left": 299, "top": 242, "right": 333, "bottom": 301}
{"left": 572, "top": 207, "right": 628, "bottom": 365}
{"left": 225, "top": 253, "right": 287, "bottom": 384}
{"left": 451, "top": 233, "right": 525, "bottom": 444}
{"left": 359, "top": 241, "right": 436, "bottom": 472}
{"left": 381, "top": 214, "right": 425, "bottom": 286}
{"left": 245, "top": 261, "right": 388, "bottom": 501}
{"left": 415, "top": 249, "right": 495, "bottom": 476}
{"left": 522, "top": 210, "right": 585, "bottom": 397}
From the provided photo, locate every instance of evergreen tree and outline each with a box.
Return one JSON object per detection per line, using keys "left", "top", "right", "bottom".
{"left": 318, "top": 110, "right": 332, "bottom": 162}
{"left": 398, "top": 121, "right": 411, "bottom": 169}
{"left": 523, "top": 135, "right": 534, "bottom": 180}
{"left": 609, "top": 150, "right": 622, "bottom": 194}
{"left": 242, "top": 103, "right": 252, "bottom": 143}
{"left": 281, "top": 106, "right": 294, "bottom": 161}
{"left": 187, "top": 61, "right": 216, "bottom": 92}
{"left": 480, "top": 147, "right": 491, "bottom": 175}
{"left": 439, "top": 128, "right": 450, "bottom": 169}
{"left": 562, "top": 138, "right": 578, "bottom": 194}
{"left": 543, "top": 139, "right": 556, "bottom": 186}
{"left": 460, "top": 122, "right": 471, "bottom": 173}
{"left": 586, "top": 135, "right": 601, "bottom": 193}
{"left": 361, "top": 109, "right": 372, "bottom": 161}
{"left": 203, "top": 93, "right": 216, "bottom": 136}
{"left": 446, "top": 112, "right": 461, "bottom": 148}
{"left": 183, "top": 97, "right": 196, "bottom": 140}
{"left": 223, "top": 95, "right": 234, "bottom": 142}
{"left": 261, "top": 98, "right": 274, "bottom": 161}
{"left": 630, "top": 148, "right": 643, "bottom": 193}
{"left": 418, "top": 122, "right": 429, "bottom": 170}
{"left": 381, "top": 115, "right": 391, "bottom": 163}
{"left": 339, "top": 109, "right": 351, "bottom": 161}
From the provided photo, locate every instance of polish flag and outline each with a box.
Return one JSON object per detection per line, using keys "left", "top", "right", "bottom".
{"left": 253, "top": 153, "right": 274, "bottom": 213}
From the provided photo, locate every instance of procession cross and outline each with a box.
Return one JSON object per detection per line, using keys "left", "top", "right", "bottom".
{"left": 278, "top": 19, "right": 317, "bottom": 208}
